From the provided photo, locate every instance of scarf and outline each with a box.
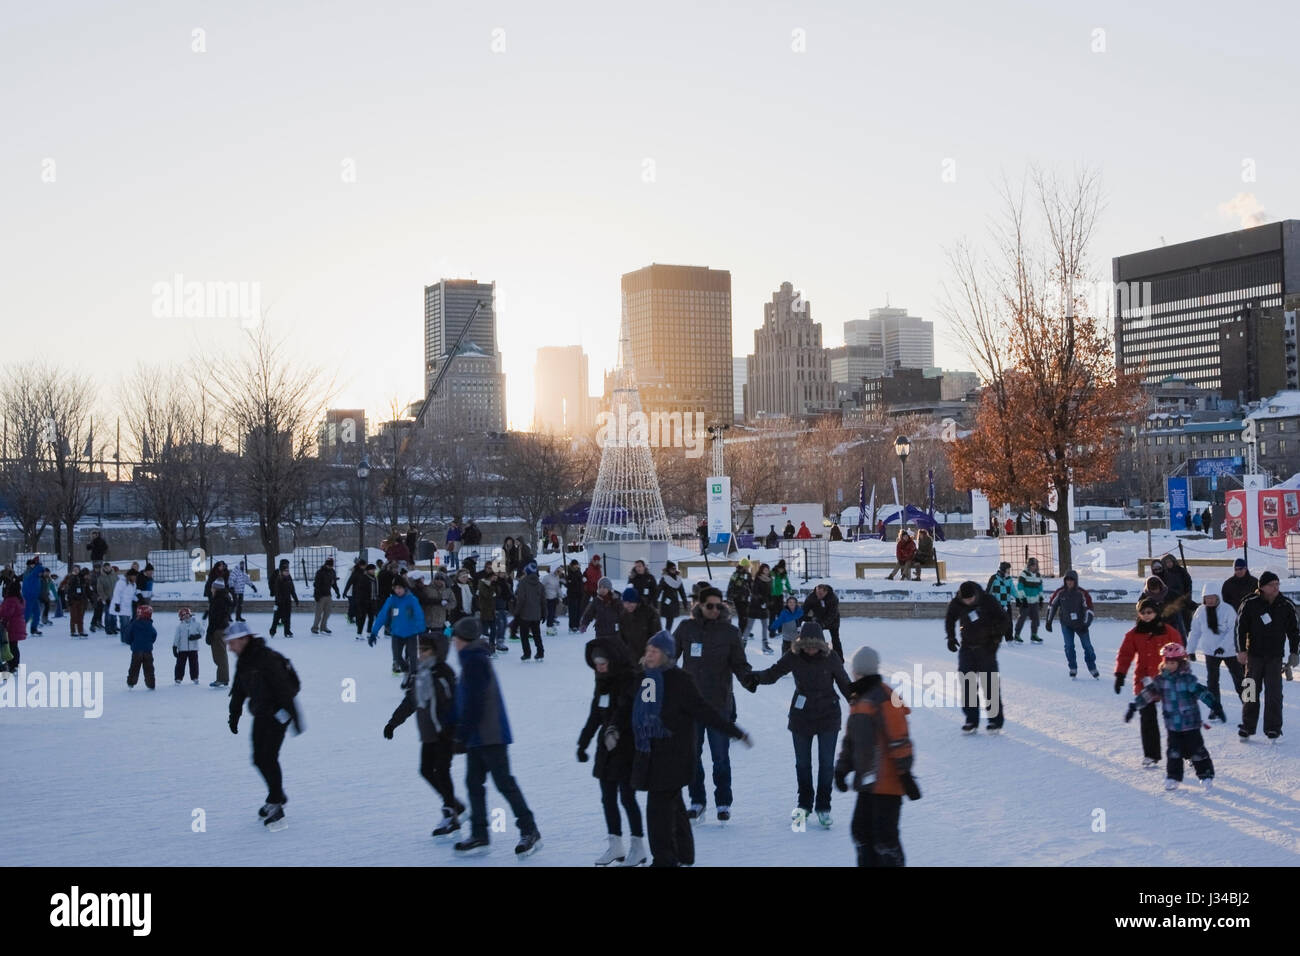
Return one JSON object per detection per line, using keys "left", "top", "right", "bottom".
{"left": 1205, "top": 604, "right": 1220, "bottom": 634}
{"left": 1135, "top": 617, "right": 1164, "bottom": 635}
{"left": 632, "top": 665, "right": 673, "bottom": 752}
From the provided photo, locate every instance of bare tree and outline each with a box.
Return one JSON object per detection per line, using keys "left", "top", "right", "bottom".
{"left": 497, "top": 431, "right": 584, "bottom": 545}
{"left": 0, "top": 367, "right": 55, "bottom": 549}
{"left": 122, "top": 366, "right": 192, "bottom": 549}
{"left": 36, "top": 369, "right": 97, "bottom": 562}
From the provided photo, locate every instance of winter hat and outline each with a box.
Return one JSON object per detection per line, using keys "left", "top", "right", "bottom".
{"left": 417, "top": 635, "right": 438, "bottom": 653}
{"left": 136, "top": 605, "right": 153, "bottom": 619}
{"left": 1160, "top": 642, "right": 1187, "bottom": 660}
{"left": 621, "top": 586, "right": 640, "bottom": 603}
{"left": 699, "top": 587, "right": 724, "bottom": 602}
{"left": 957, "top": 581, "right": 980, "bottom": 600}
{"left": 223, "top": 621, "right": 254, "bottom": 643}
{"left": 178, "top": 607, "right": 192, "bottom": 620}
{"left": 1063, "top": 569, "right": 1078, "bottom": 583}
{"left": 851, "top": 645, "right": 880, "bottom": 678}
{"left": 1259, "top": 571, "right": 1280, "bottom": 587}
{"left": 998, "top": 561, "right": 1011, "bottom": 573}
{"left": 525, "top": 561, "right": 538, "bottom": 575}
{"left": 1234, "top": 558, "right": 1248, "bottom": 570}
{"left": 647, "top": 630, "right": 675, "bottom": 659}
{"left": 738, "top": 558, "right": 749, "bottom": 567}
{"left": 597, "top": 576, "right": 613, "bottom": 592}
{"left": 453, "top": 617, "right": 482, "bottom": 641}
{"left": 1144, "top": 576, "right": 1165, "bottom": 592}
{"left": 799, "top": 620, "right": 824, "bottom": 641}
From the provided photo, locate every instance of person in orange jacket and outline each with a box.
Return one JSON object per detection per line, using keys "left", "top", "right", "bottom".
{"left": 794, "top": 521, "right": 813, "bottom": 540}
{"left": 834, "top": 645, "right": 919, "bottom": 867}
{"left": 1115, "top": 598, "right": 1185, "bottom": 768}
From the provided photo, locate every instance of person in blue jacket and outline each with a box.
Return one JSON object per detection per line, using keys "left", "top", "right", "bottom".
{"left": 21, "top": 557, "right": 46, "bottom": 635}
{"left": 370, "top": 576, "right": 426, "bottom": 675}
{"left": 125, "top": 604, "right": 159, "bottom": 690}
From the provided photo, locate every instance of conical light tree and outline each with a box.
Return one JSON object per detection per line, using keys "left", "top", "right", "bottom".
{"left": 582, "top": 299, "right": 671, "bottom": 545}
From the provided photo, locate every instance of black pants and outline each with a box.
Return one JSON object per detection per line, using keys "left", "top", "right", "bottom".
{"left": 91, "top": 599, "right": 104, "bottom": 630}
{"left": 1166, "top": 729, "right": 1213, "bottom": 782}
{"left": 663, "top": 613, "right": 678, "bottom": 635}
{"left": 420, "top": 739, "right": 464, "bottom": 815}
{"left": 127, "top": 652, "right": 155, "bottom": 688}
{"left": 271, "top": 605, "right": 293, "bottom": 635}
{"left": 1241, "top": 655, "right": 1284, "bottom": 736}
{"left": 4, "top": 640, "right": 18, "bottom": 671}
{"left": 957, "top": 646, "right": 1003, "bottom": 729}
{"left": 850, "top": 792, "right": 903, "bottom": 867}
{"left": 252, "top": 715, "right": 289, "bottom": 804}
{"left": 174, "top": 649, "right": 199, "bottom": 681}
{"left": 826, "top": 623, "right": 842, "bottom": 660}
{"left": 465, "top": 744, "right": 536, "bottom": 841}
{"left": 519, "top": 620, "right": 543, "bottom": 658}
{"left": 645, "top": 789, "right": 693, "bottom": 867}
{"left": 1139, "top": 701, "right": 1161, "bottom": 760}
{"left": 233, "top": 592, "right": 246, "bottom": 621}
{"left": 355, "top": 607, "right": 375, "bottom": 636}
{"left": 1205, "top": 656, "right": 1244, "bottom": 711}
{"left": 1014, "top": 602, "right": 1040, "bottom": 638}
{"left": 567, "top": 594, "right": 584, "bottom": 630}
{"left": 600, "top": 778, "right": 643, "bottom": 837}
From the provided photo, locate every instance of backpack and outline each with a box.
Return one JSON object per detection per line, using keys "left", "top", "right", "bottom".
{"left": 268, "top": 648, "right": 301, "bottom": 697}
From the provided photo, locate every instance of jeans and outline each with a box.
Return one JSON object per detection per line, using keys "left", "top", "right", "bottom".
{"left": 494, "top": 608, "right": 509, "bottom": 645}
{"left": 544, "top": 598, "right": 558, "bottom": 628}
{"left": 1240, "top": 655, "right": 1284, "bottom": 736}
{"left": 420, "top": 739, "right": 463, "bottom": 814}
{"left": 1166, "top": 729, "right": 1213, "bottom": 782}
{"left": 26, "top": 602, "right": 42, "bottom": 632}
{"left": 465, "top": 744, "right": 536, "bottom": 841}
{"left": 646, "top": 790, "right": 693, "bottom": 866}
{"left": 391, "top": 635, "right": 417, "bottom": 672}
{"left": 251, "top": 715, "right": 289, "bottom": 804}
{"left": 518, "top": 620, "right": 543, "bottom": 658}
{"left": 446, "top": 549, "right": 459, "bottom": 570}
{"left": 689, "top": 719, "right": 734, "bottom": 808}
{"left": 117, "top": 614, "right": 132, "bottom": 634}
{"left": 957, "top": 646, "right": 1003, "bottom": 728}
{"left": 1060, "top": 625, "right": 1097, "bottom": 673}
{"left": 233, "top": 592, "right": 246, "bottom": 621}
{"left": 792, "top": 729, "right": 838, "bottom": 813}
{"left": 600, "top": 778, "right": 643, "bottom": 837}
{"left": 850, "top": 792, "right": 903, "bottom": 867}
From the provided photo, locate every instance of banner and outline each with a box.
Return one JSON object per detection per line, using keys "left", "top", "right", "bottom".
{"left": 1188, "top": 457, "right": 1243, "bottom": 478}
{"left": 1256, "top": 489, "right": 1300, "bottom": 545}
{"left": 706, "top": 476, "right": 732, "bottom": 546}
{"left": 970, "top": 489, "right": 990, "bottom": 532}
{"left": 1167, "top": 477, "right": 1189, "bottom": 532}
{"left": 1225, "top": 490, "right": 1246, "bottom": 548}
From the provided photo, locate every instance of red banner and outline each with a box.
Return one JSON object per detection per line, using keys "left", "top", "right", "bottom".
{"left": 1225, "top": 490, "right": 1246, "bottom": 548}
{"left": 1224, "top": 488, "right": 1300, "bottom": 546}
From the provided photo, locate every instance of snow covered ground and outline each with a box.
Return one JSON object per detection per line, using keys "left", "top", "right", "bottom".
{"left": 7, "top": 611, "right": 1299, "bottom": 867}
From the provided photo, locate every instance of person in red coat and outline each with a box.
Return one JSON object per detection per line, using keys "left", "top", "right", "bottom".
{"left": 583, "top": 557, "right": 603, "bottom": 598}
{"left": 886, "top": 530, "right": 917, "bottom": 581}
{"left": 795, "top": 522, "right": 813, "bottom": 540}
{"left": 1004, "top": 517, "right": 1015, "bottom": 536}
{"left": 1115, "top": 598, "right": 1185, "bottom": 768}
{"left": 0, "top": 582, "right": 26, "bottom": 673}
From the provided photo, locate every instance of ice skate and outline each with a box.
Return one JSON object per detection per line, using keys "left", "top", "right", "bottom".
{"left": 432, "top": 809, "right": 461, "bottom": 838}
{"left": 263, "top": 804, "right": 287, "bottom": 830}
{"left": 453, "top": 835, "right": 490, "bottom": 855}
{"left": 1163, "top": 778, "right": 1179, "bottom": 792}
{"left": 515, "top": 830, "right": 542, "bottom": 858}
{"left": 961, "top": 722, "right": 978, "bottom": 734}
{"left": 1201, "top": 777, "right": 1215, "bottom": 791}
{"left": 716, "top": 807, "right": 731, "bottom": 823}
{"left": 687, "top": 803, "right": 704, "bottom": 823}
{"left": 816, "top": 811, "right": 832, "bottom": 829}
{"left": 1141, "top": 757, "right": 1160, "bottom": 769}
{"left": 594, "top": 835, "right": 625, "bottom": 866}
{"left": 1030, "top": 635, "right": 1043, "bottom": 644}
{"left": 1068, "top": 669, "right": 1077, "bottom": 679}
{"left": 620, "top": 836, "right": 647, "bottom": 866}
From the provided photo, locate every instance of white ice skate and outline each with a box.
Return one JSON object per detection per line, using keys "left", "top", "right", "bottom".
{"left": 594, "top": 835, "right": 625, "bottom": 866}
{"left": 1163, "top": 778, "right": 1179, "bottom": 792}
{"left": 620, "top": 836, "right": 648, "bottom": 867}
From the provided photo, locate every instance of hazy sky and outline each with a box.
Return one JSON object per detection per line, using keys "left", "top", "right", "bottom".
{"left": 4, "top": 0, "right": 1297, "bottom": 430}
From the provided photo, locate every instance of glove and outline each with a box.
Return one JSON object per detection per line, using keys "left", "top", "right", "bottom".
{"left": 229, "top": 715, "right": 239, "bottom": 735}
{"left": 1186, "top": 652, "right": 1196, "bottom": 663}
{"left": 1208, "top": 704, "right": 1226, "bottom": 724}
{"left": 946, "top": 637, "right": 959, "bottom": 652}
{"left": 735, "top": 728, "right": 753, "bottom": 749}
{"left": 1045, "top": 621, "right": 1053, "bottom": 633}
{"left": 834, "top": 770, "right": 849, "bottom": 793}
{"left": 1124, "top": 703, "right": 1137, "bottom": 724}
{"left": 368, "top": 635, "right": 376, "bottom": 647}
{"left": 383, "top": 722, "right": 395, "bottom": 740}
{"left": 1212, "top": 647, "right": 1224, "bottom": 657}
{"left": 900, "top": 772, "right": 922, "bottom": 801}
{"left": 452, "top": 738, "right": 467, "bottom": 755}
{"left": 1114, "top": 674, "right": 1125, "bottom": 694}
{"left": 576, "top": 747, "right": 589, "bottom": 763}
{"left": 603, "top": 727, "right": 619, "bottom": 752}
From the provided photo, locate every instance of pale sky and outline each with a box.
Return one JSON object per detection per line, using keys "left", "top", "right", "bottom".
{"left": 4, "top": 0, "right": 1297, "bottom": 431}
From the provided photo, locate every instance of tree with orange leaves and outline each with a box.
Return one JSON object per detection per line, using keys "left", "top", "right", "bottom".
{"left": 943, "top": 167, "right": 1143, "bottom": 573}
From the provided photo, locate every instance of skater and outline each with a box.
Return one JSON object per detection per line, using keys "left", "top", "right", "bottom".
{"left": 351, "top": 564, "right": 379, "bottom": 638}
{"left": 449, "top": 617, "right": 542, "bottom": 857}
{"left": 618, "top": 586, "right": 660, "bottom": 662}
{"left": 583, "top": 555, "right": 603, "bottom": 600}
{"left": 943, "top": 581, "right": 1009, "bottom": 732}
{"left": 311, "top": 557, "right": 339, "bottom": 634}
{"left": 416, "top": 571, "right": 451, "bottom": 636}
{"left": 226, "top": 622, "right": 303, "bottom": 830}
{"left": 109, "top": 568, "right": 137, "bottom": 637}
{"left": 447, "top": 567, "right": 474, "bottom": 625}
{"left": 885, "top": 530, "right": 916, "bottom": 581}
{"left": 770, "top": 595, "right": 804, "bottom": 656}
{"left": 540, "top": 564, "right": 561, "bottom": 635}
{"left": 1045, "top": 570, "right": 1099, "bottom": 678}
{"left": 206, "top": 578, "right": 233, "bottom": 687}
{"left": 476, "top": 570, "right": 497, "bottom": 654}
{"left": 834, "top": 645, "right": 918, "bottom": 866}
{"left": 1186, "top": 584, "right": 1244, "bottom": 715}
{"left": 1234, "top": 571, "right": 1300, "bottom": 741}
{"left": 725, "top": 561, "right": 752, "bottom": 641}
{"left": 576, "top": 634, "right": 645, "bottom": 866}
{"left": 492, "top": 567, "right": 513, "bottom": 653}
{"left": 1160, "top": 554, "right": 1197, "bottom": 632}
{"left": 66, "top": 568, "right": 91, "bottom": 637}
{"left": 1124, "top": 642, "right": 1225, "bottom": 791}
{"left": 23, "top": 559, "right": 46, "bottom": 633}
{"left": 0, "top": 583, "right": 26, "bottom": 674}
{"left": 985, "top": 562, "right": 1017, "bottom": 646}
{"left": 1221, "top": 559, "right": 1257, "bottom": 613}
{"left": 511, "top": 563, "right": 545, "bottom": 661}
{"left": 565, "top": 560, "right": 585, "bottom": 632}
{"left": 675, "top": 586, "right": 753, "bottom": 822}
{"left": 1115, "top": 598, "right": 1183, "bottom": 767}
{"left": 743, "top": 620, "right": 852, "bottom": 828}
{"left": 802, "top": 583, "right": 842, "bottom": 660}
{"left": 370, "top": 576, "right": 426, "bottom": 675}
{"left": 769, "top": 559, "right": 793, "bottom": 623}
{"left": 1139, "top": 574, "right": 1188, "bottom": 642}
{"left": 1013, "top": 557, "right": 1044, "bottom": 644}
{"left": 230, "top": 561, "right": 257, "bottom": 621}
{"left": 579, "top": 577, "right": 621, "bottom": 638}
{"left": 95, "top": 562, "right": 117, "bottom": 634}
{"left": 628, "top": 559, "right": 657, "bottom": 606}
{"left": 655, "top": 562, "right": 688, "bottom": 634}
{"left": 172, "top": 606, "right": 204, "bottom": 684}
{"left": 125, "top": 605, "right": 158, "bottom": 690}
{"left": 269, "top": 567, "right": 300, "bottom": 638}
{"left": 632, "top": 630, "right": 751, "bottom": 866}
{"left": 384, "top": 632, "right": 465, "bottom": 837}
{"left": 742, "top": 564, "right": 772, "bottom": 649}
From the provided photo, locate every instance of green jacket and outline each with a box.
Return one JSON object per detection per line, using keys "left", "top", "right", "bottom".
{"left": 771, "top": 571, "right": 792, "bottom": 598}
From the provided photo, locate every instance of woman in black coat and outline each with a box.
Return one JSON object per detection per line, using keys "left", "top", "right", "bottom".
{"left": 654, "top": 562, "right": 688, "bottom": 632}
{"left": 743, "top": 621, "right": 852, "bottom": 826}
{"left": 577, "top": 636, "right": 644, "bottom": 865}
{"left": 802, "top": 583, "right": 843, "bottom": 659}
{"left": 564, "top": 560, "right": 585, "bottom": 633}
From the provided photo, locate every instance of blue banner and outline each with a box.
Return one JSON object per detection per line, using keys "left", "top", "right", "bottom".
{"left": 1188, "top": 458, "right": 1243, "bottom": 478}
{"left": 1167, "top": 476, "right": 1190, "bottom": 531}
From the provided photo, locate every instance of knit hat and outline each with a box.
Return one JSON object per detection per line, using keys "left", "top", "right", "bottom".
{"left": 1259, "top": 571, "right": 1280, "bottom": 587}
{"left": 178, "top": 607, "right": 192, "bottom": 620}
{"left": 998, "top": 561, "right": 1011, "bottom": 573}
{"left": 1234, "top": 558, "right": 1248, "bottom": 570}
{"left": 957, "top": 581, "right": 979, "bottom": 600}
{"left": 851, "top": 645, "right": 880, "bottom": 677}
{"left": 453, "top": 617, "right": 481, "bottom": 642}
{"left": 1063, "top": 569, "right": 1078, "bottom": 583}
{"left": 418, "top": 635, "right": 437, "bottom": 652}
{"left": 799, "top": 620, "right": 824, "bottom": 641}
{"left": 621, "top": 586, "right": 640, "bottom": 603}
{"left": 647, "top": 630, "right": 675, "bottom": 658}
{"left": 525, "top": 561, "right": 538, "bottom": 575}
{"left": 597, "top": 576, "right": 613, "bottom": 592}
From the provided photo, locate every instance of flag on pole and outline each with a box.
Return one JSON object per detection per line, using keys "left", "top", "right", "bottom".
{"left": 867, "top": 484, "right": 876, "bottom": 536}
{"left": 928, "top": 468, "right": 935, "bottom": 516}
{"left": 856, "top": 468, "right": 866, "bottom": 532}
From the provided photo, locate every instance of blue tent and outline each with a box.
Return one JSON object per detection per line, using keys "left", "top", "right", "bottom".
{"left": 879, "top": 505, "right": 946, "bottom": 541}
{"left": 542, "top": 501, "right": 628, "bottom": 526}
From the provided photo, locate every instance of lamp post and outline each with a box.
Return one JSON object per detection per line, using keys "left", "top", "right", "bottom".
{"left": 356, "top": 457, "right": 370, "bottom": 559}
{"left": 894, "top": 435, "right": 911, "bottom": 532}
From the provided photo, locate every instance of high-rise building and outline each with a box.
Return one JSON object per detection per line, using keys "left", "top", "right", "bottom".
{"left": 533, "top": 345, "right": 593, "bottom": 436}
{"left": 1218, "top": 305, "right": 1287, "bottom": 405}
{"left": 732, "top": 357, "right": 747, "bottom": 423}
{"left": 828, "top": 344, "right": 886, "bottom": 389}
{"left": 842, "top": 307, "right": 935, "bottom": 371}
{"left": 422, "top": 279, "right": 506, "bottom": 433}
{"left": 929, "top": 368, "right": 979, "bottom": 401}
{"left": 318, "top": 409, "right": 367, "bottom": 462}
{"left": 745, "top": 282, "right": 832, "bottom": 420}
{"left": 1113, "top": 221, "right": 1300, "bottom": 392}
{"left": 620, "top": 264, "right": 733, "bottom": 425}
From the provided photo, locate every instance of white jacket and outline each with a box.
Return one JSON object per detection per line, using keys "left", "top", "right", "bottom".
{"left": 173, "top": 617, "right": 205, "bottom": 652}
{"left": 1187, "top": 583, "right": 1237, "bottom": 658}
{"left": 109, "top": 578, "right": 137, "bottom": 616}
{"left": 540, "top": 571, "right": 561, "bottom": 600}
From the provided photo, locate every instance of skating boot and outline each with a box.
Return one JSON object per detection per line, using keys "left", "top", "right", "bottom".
{"left": 961, "top": 721, "right": 978, "bottom": 734}
{"left": 263, "top": 804, "right": 287, "bottom": 830}
{"left": 515, "top": 830, "right": 542, "bottom": 858}
{"left": 816, "top": 811, "right": 832, "bottom": 829}
{"left": 686, "top": 803, "right": 705, "bottom": 823}
{"left": 454, "top": 835, "right": 490, "bottom": 855}
{"left": 594, "top": 835, "right": 625, "bottom": 866}
{"left": 620, "top": 836, "right": 647, "bottom": 867}
{"left": 432, "top": 808, "right": 461, "bottom": 838}
{"left": 1163, "top": 778, "right": 1179, "bottom": 792}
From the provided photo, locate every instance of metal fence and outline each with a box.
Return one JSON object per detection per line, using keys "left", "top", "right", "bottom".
{"left": 147, "top": 550, "right": 193, "bottom": 583}
{"left": 292, "top": 546, "right": 337, "bottom": 585}
{"left": 780, "top": 538, "right": 830, "bottom": 581}
{"left": 999, "top": 534, "right": 1057, "bottom": 578}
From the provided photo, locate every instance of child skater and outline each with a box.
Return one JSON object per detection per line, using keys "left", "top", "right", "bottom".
{"left": 173, "top": 606, "right": 205, "bottom": 684}
{"left": 1114, "top": 598, "right": 1183, "bottom": 769}
{"left": 1124, "top": 642, "right": 1225, "bottom": 791}
{"left": 769, "top": 595, "right": 803, "bottom": 656}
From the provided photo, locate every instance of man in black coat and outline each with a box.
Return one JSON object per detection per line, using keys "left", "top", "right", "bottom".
{"left": 628, "top": 560, "right": 657, "bottom": 606}
{"left": 311, "top": 558, "right": 340, "bottom": 634}
{"left": 631, "top": 631, "right": 750, "bottom": 867}
{"left": 1234, "top": 571, "right": 1300, "bottom": 740}
{"left": 269, "top": 568, "right": 300, "bottom": 638}
{"left": 1222, "top": 559, "right": 1258, "bottom": 613}
{"left": 802, "top": 583, "right": 842, "bottom": 659}
{"left": 226, "top": 622, "right": 303, "bottom": 829}
{"left": 673, "top": 587, "right": 752, "bottom": 821}
{"left": 944, "top": 581, "right": 1010, "bottom": 734}
{"left": 206, "top": 579, "right": 234, "bottom": 687}
{"left": 86, "top": 530, "right": 108, "bottom": 564}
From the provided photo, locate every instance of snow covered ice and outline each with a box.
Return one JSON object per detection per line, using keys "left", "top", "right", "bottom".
{"left": 7, "top": 608, "right": 1300, "bottom": 866}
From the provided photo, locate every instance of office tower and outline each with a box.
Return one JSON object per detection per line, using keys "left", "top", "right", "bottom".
{"left": 422, "top": 279, "right": 506, "bottom": 433}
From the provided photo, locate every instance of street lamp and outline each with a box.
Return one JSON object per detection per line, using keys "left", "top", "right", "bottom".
{"left": 357, "top": 457, "right": 370, "bottom": 559}
{"left": 894, "top": 436, "right": 911, "bottom": 531}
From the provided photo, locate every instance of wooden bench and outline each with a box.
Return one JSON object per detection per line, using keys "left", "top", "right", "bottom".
{"left": 855, "top": 559, "right": 946, "bottom": 582}
{"left": 680, "top": 559, "right": 739, "bottom": 577}
{"left": 1135, "top": 558, "right": 1236, "bottom": 578}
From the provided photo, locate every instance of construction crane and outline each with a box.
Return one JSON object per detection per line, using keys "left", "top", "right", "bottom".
{"left": 415, "top": 299, "right": 488, "bottom": 429}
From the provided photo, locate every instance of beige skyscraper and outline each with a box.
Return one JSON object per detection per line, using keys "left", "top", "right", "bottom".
{"left": 533, "top": 345, "right": 592, "bottom": 436}
{"left": 745, "top": 281, "right": 832, "bottom": 420}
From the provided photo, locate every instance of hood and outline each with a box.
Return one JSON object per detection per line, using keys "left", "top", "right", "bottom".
{"left": 792, "top": 629, "right": 829, "bottom": 656}
{"left": 584, "top": 635, "right": 634, "bottom": 675}
{"left": 1200, "top": 582, "right": 1220, "bottom": 602}
{"left": 660, "top": 572, "right": 681, "bottom": 585}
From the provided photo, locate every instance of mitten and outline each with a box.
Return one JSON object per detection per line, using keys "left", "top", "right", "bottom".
{"left": 368, "top": 635, "right": 377, "bottom": 647}
{"left": 834, "top": 770, "right": 849, "bottom": 793}
{"left": 229, "top": 715, "right": 239, "bottom": 735}
{"left": 1045, "top": 621, "right": 1053, "bottom": 633}
{"left": 900, "top": 772, "right": 922, "bottom": 801}
{"left": 576, "top": 747, "right": 589, "bottom": 763}
{"left": 383, "top": 722, "right": 395, "bottom": 740}
{"left": 735, "top": 727, "right": 753, "bottom": 748}
{"left": 946, "top": 636, "right": 959, "bottom": 652}
{"left": 1114, "top": 673, "right": 1125, "bottom": 694}
{"left": 1123, "top": 703, "right": 1137, "bottom": 724}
